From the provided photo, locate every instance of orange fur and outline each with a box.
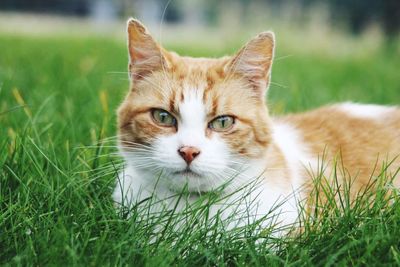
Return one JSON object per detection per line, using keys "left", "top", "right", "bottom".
{"left": 283, "top": 106, "right": 400, "bottom": 193}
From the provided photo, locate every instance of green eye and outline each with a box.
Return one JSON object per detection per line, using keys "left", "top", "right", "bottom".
{"left": 209, "top": 116, "right": 235, "bottom": 131}
{"left": 151, "top": 109, "right": 176, "bottom": 127}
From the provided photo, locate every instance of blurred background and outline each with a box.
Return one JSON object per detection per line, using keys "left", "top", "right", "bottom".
{"left": 1, "top": 0, "right": 400, "bottom": 41}
{"left": 1, "top": 0, "right": 400, "bottom": 35}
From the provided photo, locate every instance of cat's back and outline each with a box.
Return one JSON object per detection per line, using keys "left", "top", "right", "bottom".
{"left": 278, "top": 102, "right": 400, "bottom": 186}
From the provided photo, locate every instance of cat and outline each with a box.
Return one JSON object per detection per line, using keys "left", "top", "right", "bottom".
{"left": 112, "top": 18, "right": 400, "bottom": 230}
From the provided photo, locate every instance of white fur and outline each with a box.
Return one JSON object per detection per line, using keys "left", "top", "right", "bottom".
{"left": 267, "top": 122, "right": 317, "bottom": 224}
{"left": 338, "top": 102, "right": 395, "bottom": 119}
{"left": 113, "top": 91, "right": 313, "bottom": 232}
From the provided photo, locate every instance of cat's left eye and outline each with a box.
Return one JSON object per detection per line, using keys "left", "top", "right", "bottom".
{"left": 209, "top": 116, "right": 235, "bottom": 132}
{"left": 151, "top": 109, "right": 177, "bottom": 127}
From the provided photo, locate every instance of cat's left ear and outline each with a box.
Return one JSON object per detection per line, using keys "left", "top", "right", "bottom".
{"left": 127, "top": 18, "right": 168, "bottom": 80}
{"left": 225, "top": 32, "right": 275, "bottom": 98}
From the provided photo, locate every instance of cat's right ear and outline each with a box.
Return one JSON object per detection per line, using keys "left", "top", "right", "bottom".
{"left": 225, "top": 32, "right": 275, "bottom": 99}
{"left": 127, "top": 18, "right": 167, "bottom": 80}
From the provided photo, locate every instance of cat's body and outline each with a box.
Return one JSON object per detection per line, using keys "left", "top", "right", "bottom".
{"left": 113, "top": 19, "right": 400, "bottom": 228}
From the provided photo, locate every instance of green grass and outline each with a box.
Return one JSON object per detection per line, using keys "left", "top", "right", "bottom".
{"left": 1, "top": 33, "right": 400, "bottom": 266}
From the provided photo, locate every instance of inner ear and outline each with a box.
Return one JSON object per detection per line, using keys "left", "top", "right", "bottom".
{"left": 225, "top": 32, "right": 275, "bottom": 98}
{"left": 127, "top": 18, "right": 168, "bottom": 80}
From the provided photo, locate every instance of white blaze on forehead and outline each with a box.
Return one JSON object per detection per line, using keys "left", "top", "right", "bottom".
{"left": 338, "top": 102, "right": 396, "bottom": 120}
{"left": 179, "top": 89, "right": 206, "bottom": 127}
{"left": 178, "top": 88, "right": 207, "bottom": 146}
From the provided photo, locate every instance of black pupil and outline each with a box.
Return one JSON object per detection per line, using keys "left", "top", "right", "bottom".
{"left": 160, "top": 112, "right": 168, "bottom": 123}
{"left": 220, "top": 117, "right": 227, "bottom": 127}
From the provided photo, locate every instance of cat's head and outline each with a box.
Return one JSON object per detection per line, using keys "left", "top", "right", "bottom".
{"left": 118, "top": 19, "right": 275, "bottom": 193}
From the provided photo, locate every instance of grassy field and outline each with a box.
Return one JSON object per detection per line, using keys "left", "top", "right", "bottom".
{"left": 1, "top": 30, "right": 400, "bottom": 266}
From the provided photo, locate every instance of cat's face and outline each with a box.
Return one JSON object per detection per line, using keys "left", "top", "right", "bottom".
{"left": 118, "top": 19, "right": 275, "bottom": 192}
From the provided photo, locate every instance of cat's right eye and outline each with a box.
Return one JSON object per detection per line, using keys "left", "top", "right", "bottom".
{"left": 209, "top": 115, "right": 235, "bottom": 132}
{"left": 151, "top": 109, "right": 177, "bottom": 127}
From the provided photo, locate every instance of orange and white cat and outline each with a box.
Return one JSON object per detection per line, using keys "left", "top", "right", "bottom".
{"left": 113, "top": 19, "right": 400, "bottom": 228}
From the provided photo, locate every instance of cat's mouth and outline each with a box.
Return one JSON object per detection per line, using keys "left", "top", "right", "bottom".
{"left": 173, "top": 168, "right": 202, "bottom": 178}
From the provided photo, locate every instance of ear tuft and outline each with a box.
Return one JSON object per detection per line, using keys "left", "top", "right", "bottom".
{"left": 225, "top": 31, "right": 275, "bottom": 98}
{"left": 127, "top": 18, "right": 147, "bottom": 35}
{"left": 256, "top": 31, "right": 275, "bottom": 44}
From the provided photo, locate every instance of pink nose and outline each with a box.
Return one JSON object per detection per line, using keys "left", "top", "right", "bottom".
{"left": 178, "top": 146, "right": 201, "bottom": 165}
